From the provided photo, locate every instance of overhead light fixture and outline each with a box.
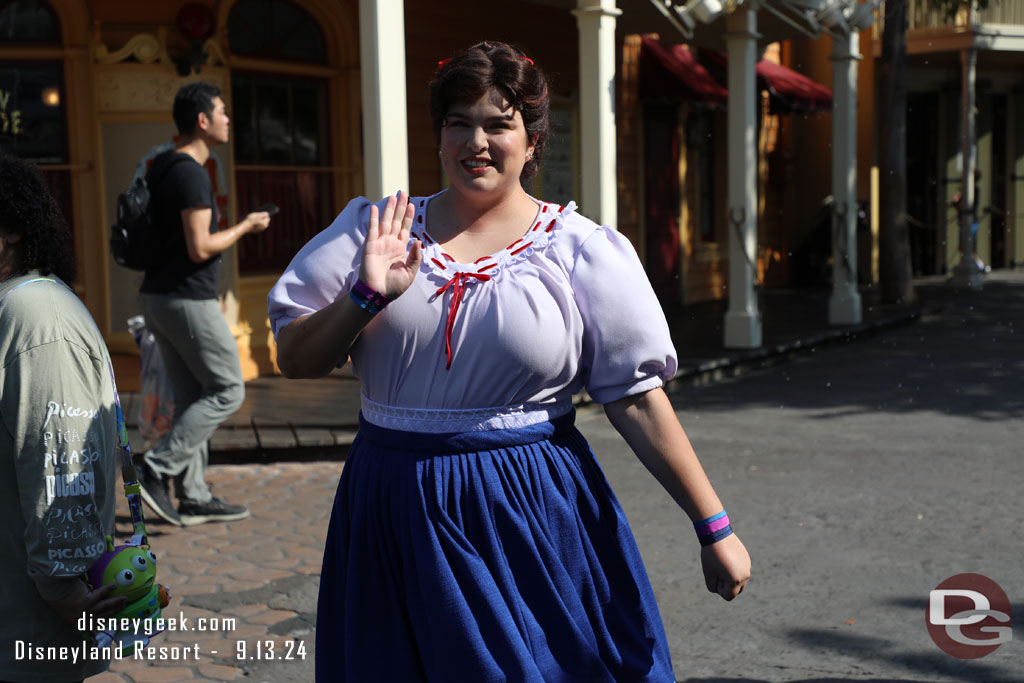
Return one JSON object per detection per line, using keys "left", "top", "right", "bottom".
{"left": 649, "top": 0, "right": 727, "bottom": 39}
{"left": 688, "top": 0, "right": 724, "bottom": 23}
{"left": 764, "top": 0, "right": 875, "bottom": 38}
{"left": 817, "top": 0, "right": 849, "bottom": 30}
{"left": 650, "top": 0, "right": 870, "bottom": 40}
{"left": 846, "top": 1, "right": 877, "bottom": 31}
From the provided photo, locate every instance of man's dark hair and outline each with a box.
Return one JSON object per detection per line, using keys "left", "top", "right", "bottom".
{"left": 172, "top": 82, "right": 221, "bottom": 135}
{"left": 0, "top": 151, "right": 75, "bottom": 283}
{"left": 430, "top": 41, "right": 550, "bottom": 180}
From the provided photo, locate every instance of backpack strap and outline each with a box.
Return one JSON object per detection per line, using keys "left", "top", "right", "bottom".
{"left": 144, "top": 152, "right": 194, "bottom": 189}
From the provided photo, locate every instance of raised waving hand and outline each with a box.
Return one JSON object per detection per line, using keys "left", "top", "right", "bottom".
{"left": 359, "top": 192, "right": 422, "bottom": 300}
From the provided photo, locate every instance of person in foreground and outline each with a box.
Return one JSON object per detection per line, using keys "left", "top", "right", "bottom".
{"left": 0, "top": 151, "right": 124, "bottom": 682}
{"left": 268, "top": 42, "right": 750, "bottom": 682}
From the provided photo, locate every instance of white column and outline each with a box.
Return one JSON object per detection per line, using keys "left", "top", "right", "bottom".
{"left": 359, "top": 0, "right": 410, "bottom": 199}
{"left": 724, "top": 8, "right": 762, "bottom": 349}
{"left": 828, "top": 31, "right": 863, "bottom": 325}
{"left": 952, "top": 47, "right": 983, "bottom": 288}
{"left": 572, "top": 0, "right": 621, "bottom": 226}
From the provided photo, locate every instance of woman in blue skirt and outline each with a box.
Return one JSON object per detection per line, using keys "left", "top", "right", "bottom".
{"left": 268, "top": 41, "right": 750, "bottom": 682}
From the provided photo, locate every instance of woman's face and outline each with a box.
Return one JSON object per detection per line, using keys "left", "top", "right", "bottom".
{"left": 439, "top": 89, "right": 535, "bottom": 201}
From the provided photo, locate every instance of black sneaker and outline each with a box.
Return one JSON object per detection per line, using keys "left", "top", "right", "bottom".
{"left": 178, "top": 497, "right": 251, "bottom": 526}
{"left": 136, "top": 462, "right": 182, "bottom": 526}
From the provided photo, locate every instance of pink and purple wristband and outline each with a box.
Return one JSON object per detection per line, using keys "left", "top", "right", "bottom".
{"left": 350, "top": 280, "right": 391, "bottom": 315}
{"left": 694, "top": 510, "right": 733, "bottom": 546}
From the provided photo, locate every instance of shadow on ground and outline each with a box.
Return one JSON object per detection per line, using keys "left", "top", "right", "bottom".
{"left": 666, "top": 278, "right": 1024, "bottom": 422}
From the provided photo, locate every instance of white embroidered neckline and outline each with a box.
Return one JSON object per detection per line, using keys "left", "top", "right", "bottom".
{"left": 409, "top": 193, "right": 577, "bottom": 282}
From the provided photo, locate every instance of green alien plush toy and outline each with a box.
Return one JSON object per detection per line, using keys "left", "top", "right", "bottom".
{"left": 85, "top": 536, "right": 171, "bottom": 653}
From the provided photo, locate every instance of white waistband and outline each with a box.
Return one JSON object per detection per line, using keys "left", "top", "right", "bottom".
{"left": 360, "top": 395, "right": 573, "bottom": 433}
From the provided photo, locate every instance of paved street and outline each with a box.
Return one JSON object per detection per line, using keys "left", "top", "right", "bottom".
{"left": 88, "top": 273, "right": 1024, "bottom": 682}
{"left": 588, "top": 273, "right": 1024, "bottom": 681}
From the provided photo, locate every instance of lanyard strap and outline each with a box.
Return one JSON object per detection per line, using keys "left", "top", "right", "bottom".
{"left": 0, "top": 277, "right": 149, "bottom": 546}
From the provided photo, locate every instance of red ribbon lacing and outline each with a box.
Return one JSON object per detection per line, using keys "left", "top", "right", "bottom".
{"left": 435, "top": 272, "right": 491, "bottom": 369}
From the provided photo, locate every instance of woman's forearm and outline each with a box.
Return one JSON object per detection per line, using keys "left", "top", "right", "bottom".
{"left": 275, "top": 295, "right": 375, "bottom": 379}
{"left": 604, "top": 387, "right": 724, "bottom": 522}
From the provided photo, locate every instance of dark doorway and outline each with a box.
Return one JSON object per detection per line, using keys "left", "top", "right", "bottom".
{"left": 991, "top": 94, "right": 1008, "bottom": 269}
{"left": 643, "top": 103, "right": 682, "bottom": 304}
{"left": 906, "top": 92, "right": 940, "bottom": 275}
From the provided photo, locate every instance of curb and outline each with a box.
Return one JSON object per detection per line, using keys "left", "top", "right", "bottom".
{"left": 208, "top": 306, "right": 922, "bottom": 463}
{"left": 664, "top": 307, "right": 922, "bottom": 391}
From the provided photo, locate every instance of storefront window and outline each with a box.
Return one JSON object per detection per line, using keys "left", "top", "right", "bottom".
{"left": 232, "top": 72, "right": 331, "bottom": 273}
{"left": 0, "top": 62, "right": 66, "bottom": 163}
{"left": 0, "top": 59, "right": 71, "bottom": 244}
{"left": 0, "top": 0, "right": 60, "bottom": 45}
{"left": 228, "top": 0, "right": 332, "bottom": 274}
{"left": 228, "top": 0, "right": 325, "bottom": 64}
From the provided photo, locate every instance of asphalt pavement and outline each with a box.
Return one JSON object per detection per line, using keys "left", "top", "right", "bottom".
{"left": 89, "top": 271, "right": 1024, "bottom": 682}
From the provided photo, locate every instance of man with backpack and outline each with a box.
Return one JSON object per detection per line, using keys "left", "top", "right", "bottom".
{"left": 137, "top": 82, "right": 271, "bottom": 526}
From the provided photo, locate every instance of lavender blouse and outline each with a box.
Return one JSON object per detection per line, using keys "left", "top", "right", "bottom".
{"left": 267, "top": 192, "right": 677, "bottom": 432}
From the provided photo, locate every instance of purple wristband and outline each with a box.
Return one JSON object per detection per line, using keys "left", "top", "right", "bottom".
{"left": 350, "top": 280, "right": 390, "bottom": 313}
{"left": 694, "top": 510, "right": 731, "bottom": 542}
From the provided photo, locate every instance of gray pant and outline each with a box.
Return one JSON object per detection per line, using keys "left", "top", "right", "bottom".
{"left": 140, "top": 294, "right": 244, "bottom": 503}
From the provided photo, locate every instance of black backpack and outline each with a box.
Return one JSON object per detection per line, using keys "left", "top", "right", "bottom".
{"left": 110, "top": 156, "right": 188, "bottom": 271}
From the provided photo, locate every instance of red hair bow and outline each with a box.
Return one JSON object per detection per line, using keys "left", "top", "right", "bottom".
{"left": 436, "top": 55, "right": 534, "bottom": 69}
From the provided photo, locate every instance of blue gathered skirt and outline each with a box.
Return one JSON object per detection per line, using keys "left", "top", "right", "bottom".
{"left": 316, "top": 410, "right": 675, "bottom": 682}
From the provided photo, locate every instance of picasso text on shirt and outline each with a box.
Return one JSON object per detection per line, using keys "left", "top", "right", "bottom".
{"left": 42, "top": 400, "right": 100, "bottom": 430}
{"left": 45, "top": 469, "right": 96, "bottom": 505}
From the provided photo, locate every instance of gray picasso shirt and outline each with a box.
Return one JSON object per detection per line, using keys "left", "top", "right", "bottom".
{"left": 0, "top": 272, "right": 118, "bottom": 682}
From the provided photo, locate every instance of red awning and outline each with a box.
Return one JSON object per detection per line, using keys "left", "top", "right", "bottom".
{"left": 701, "top": 50, "right": 833, "bottom": 114}
{"left": 755, "top": 58, "right": 832, "bottom": 113}
{"left": 638, "top": 36, "right": 728, "bottom": 107}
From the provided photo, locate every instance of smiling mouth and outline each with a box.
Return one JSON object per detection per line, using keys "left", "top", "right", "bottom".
{"left": 462, "top": 159, "right": 492, "bottom": 169}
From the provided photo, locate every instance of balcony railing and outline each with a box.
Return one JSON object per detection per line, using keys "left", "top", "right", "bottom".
{"left": 904, "top": 0, "right": 1024, "bottom": 31}
{"left": 875, "top": 0, "right": 1024, "bottom": 40}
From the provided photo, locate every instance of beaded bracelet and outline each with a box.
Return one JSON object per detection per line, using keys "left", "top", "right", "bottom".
{"left": 350, "top": 280, "right": 391, "bottom": 315}
{"left": 694, "top": 510, "right": 734, "bottom": 547}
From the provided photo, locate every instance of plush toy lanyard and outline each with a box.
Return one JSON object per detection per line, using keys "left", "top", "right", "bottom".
{"left": 0, "top": 276, "right": 150, "bottom": 547}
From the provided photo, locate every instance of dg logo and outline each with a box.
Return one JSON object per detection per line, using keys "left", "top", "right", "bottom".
{"left": 927, "top": 573, "right": 1013, "bottom": 659}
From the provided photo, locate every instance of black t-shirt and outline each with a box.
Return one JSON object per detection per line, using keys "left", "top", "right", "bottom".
{"left": 140, "top": 150, "right": 222, "bottom": 300}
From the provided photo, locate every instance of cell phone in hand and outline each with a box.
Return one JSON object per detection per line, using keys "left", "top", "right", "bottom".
{"left": 255, "top": 202, "right": 280, "bottom": 216}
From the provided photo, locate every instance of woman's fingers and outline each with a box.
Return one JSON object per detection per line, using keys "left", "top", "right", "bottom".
{"left": 406, "top": 240, "right": 423, "bottom": 272}
{"left": 367, "top": 204, "right": 380, "bottom": 243}
{"left": 400, "top": 197, "right": 415, "bottom": 241}
{"left": 380, "top": 193, "right": 397, "bottom": 236}
{"left": 717, "top": 577, "right": 746, "bottom": 601}
{"left": 391, "top": 191, "right": 411, "bottom": 237}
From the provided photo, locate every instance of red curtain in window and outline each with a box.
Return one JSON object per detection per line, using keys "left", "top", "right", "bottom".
{"left": 235, "top": 169, "right": 331, "bottom": 273}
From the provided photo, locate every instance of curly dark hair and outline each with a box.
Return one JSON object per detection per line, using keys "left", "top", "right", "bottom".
{"left": 430, "top": 41, "right": 550, "bottom": 180}
{"left": 0, "top": 151, "right": 75, "bottom": 283}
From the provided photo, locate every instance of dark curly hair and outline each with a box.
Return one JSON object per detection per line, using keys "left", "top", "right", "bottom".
{"left": 0, "top": 151, "right": 75, "bottom": 283}
{"left": 430, "top": 41, "right": 550, "bottom": 180}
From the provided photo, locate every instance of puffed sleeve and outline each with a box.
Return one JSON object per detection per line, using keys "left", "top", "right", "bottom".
{"left": 571, "top": 226, "right": 678, "bottom": 404}
{"left": 268, "top": 196, "right": 378, "bottom": 338}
